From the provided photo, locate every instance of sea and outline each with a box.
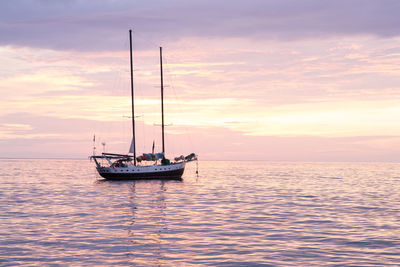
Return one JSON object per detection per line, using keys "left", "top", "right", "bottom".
{"left": 0, "top": 159, "right": 399, "bottom": 266}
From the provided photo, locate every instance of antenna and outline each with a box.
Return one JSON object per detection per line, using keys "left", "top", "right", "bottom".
{"left": 92, "top": 134, "right": 96, "bottom": 156}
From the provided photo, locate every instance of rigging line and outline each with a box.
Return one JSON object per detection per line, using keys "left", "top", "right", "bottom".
{"left": 161, "top": 55, "right": 179, "bottom": 154}
{"left": 163, "top": 55, "right": 196, "bottom": 152}
{"left": 130, "top": 58, "right": 151, "bottom": 156}
{"left": 101, "top": 33, "right": 130, "bottom": 153}
{"left": 124, "top": 37, "right": 156, "bottom": 156}
{"left": 122, "top": 33, "right": 132, "bottom": 154}
{"left": 165, "top": 69, "right": 186, "bottom": 155}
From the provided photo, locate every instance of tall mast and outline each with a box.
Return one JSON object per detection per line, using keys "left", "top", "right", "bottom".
{"left": 160, "top": 47, "right": 165, "bottom": 155}
{"left": 129, "top": 30, "right": 136, "bottom": 165}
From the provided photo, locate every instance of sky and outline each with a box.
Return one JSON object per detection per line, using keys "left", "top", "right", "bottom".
{"left": 1, "top": 0, "right": 400, "bottom": 161}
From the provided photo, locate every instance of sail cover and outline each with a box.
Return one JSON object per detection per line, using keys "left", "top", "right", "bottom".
{"left": 129, "top": 137, "right": 135, "bottom": 154}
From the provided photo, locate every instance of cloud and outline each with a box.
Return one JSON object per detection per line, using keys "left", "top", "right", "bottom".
{"left": 2, "top": 2, "right": 400, "bottom": 160}
{"left": 2, "top": 39, "right": 400, "bottom": 140}
{"left": 1, "top": 0, "right": 400, "bottom": 51}
{"left": 168, "top": 125, "right": 400, "bottom": 162}
{"left": 1, "top": 112, "right": 400, "bottom": 161}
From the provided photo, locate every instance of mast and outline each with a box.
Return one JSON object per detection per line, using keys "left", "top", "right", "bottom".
{"left": 129, "top": 30, "right": 136, "bottom": 165}
{"left": 160, "top": 47, "right": 165, "bottom": 155}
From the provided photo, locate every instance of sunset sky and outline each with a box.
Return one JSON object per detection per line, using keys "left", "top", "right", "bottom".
{"left": 1, "top": 0, "right": 400, "bottom": 161}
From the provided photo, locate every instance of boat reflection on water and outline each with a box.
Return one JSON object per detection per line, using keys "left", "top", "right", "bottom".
{"left": 126, "top": 180, "right": 179, "bottom": 265}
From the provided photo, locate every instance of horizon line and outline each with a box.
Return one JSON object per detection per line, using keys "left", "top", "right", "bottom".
{"left": 0, "top": 157, "right": 399, "bottom": 164}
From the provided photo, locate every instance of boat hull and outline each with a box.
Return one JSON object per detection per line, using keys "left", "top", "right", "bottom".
{"left": 97, "top": 163, "right": 185, "bottom": 180}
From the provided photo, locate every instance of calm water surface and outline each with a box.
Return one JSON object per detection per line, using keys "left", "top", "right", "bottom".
{"left": 0, "top": 159, "right": 400, "bottom": 266}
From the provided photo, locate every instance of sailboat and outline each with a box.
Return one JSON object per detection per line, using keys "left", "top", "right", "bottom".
{"left": 90, "top": 30, "right": 197, "bottom": 180}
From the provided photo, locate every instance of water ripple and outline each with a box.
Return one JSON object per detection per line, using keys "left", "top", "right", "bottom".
{"left": 0, "top": 160, "right": 400, "bottom": 265}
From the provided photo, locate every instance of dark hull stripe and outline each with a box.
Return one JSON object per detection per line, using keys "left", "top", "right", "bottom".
{"left": 98, "top": 167, "right": 185, "bottom": 180}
